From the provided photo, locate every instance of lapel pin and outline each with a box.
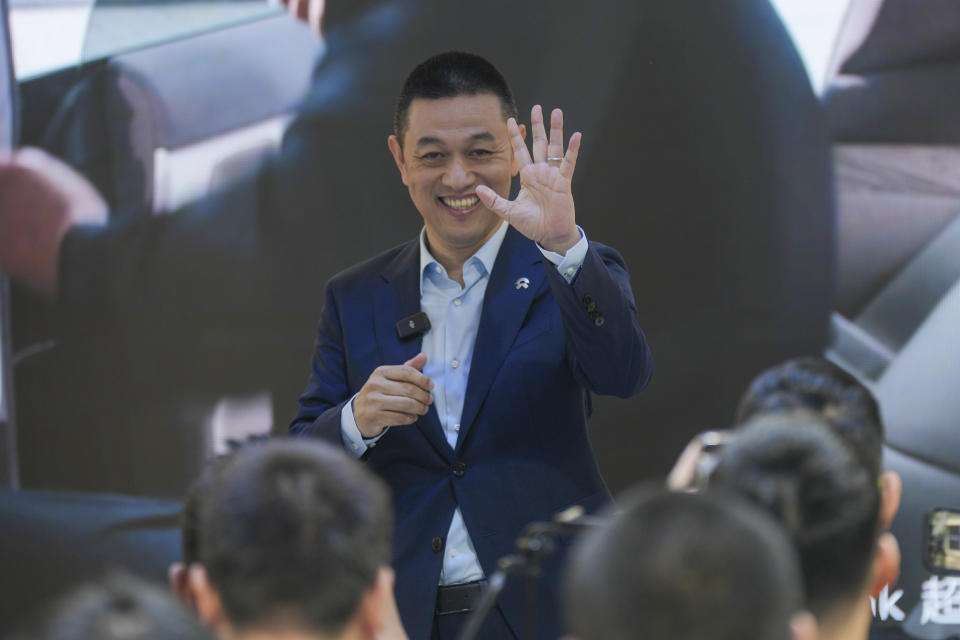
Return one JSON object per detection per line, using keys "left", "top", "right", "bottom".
{"left": 515, "top": 277, "right": 530, "bottom": 290}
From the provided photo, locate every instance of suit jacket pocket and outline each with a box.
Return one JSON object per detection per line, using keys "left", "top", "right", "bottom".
{"left": 511, "top": 312, "right": 559, "bottom": 349}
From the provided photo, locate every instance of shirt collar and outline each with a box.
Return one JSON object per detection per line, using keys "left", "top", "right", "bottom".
{"left": 419, "top": 222, "right": 509, "bottom": 292}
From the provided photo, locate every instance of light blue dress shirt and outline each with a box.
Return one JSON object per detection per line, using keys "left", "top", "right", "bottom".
{"left": 341, "top": 221, "right": 588, "bottom": 584}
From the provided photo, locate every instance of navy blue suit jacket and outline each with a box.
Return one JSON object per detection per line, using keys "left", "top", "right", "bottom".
{"left": 290, "top": 226, "right": 652, "bottom": 639}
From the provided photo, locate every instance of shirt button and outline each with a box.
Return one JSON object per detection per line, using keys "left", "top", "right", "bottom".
{"left": 450, "top": 548, "right": 458, "bottom": 557}
{"left": 351, "top": 442, "right": 358, "bottom": 450}
{"left": 451, "top": 359, "right": 460, "bottom": 369}
{"left": 454, "top": 298, "right": 462, "bottom": 306}
{"left": 435, "top": 265, "right": 442, "bottom": 274}
{"left": 565, "top": 267, "right": 575, "bottom": 277}
{"left": 454, "top": 423, "right": 460, "bottom": 432}
{"left": 432, "top": 536, "right": 443, "bottom": 552}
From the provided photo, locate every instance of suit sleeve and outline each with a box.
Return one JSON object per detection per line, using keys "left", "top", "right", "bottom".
{"left": 543, "top": 240, "right": 653, "bottom": 398}
{"left": 288, "top": 282, "right": 353, "bottom": 445}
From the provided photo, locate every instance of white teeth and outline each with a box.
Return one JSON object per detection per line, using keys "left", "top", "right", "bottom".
{"left": 442, "top": 196, "right": 479, "bottom": 210}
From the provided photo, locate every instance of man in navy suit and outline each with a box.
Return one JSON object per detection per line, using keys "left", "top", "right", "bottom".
{"left": 290, "top": 52, "right": 652, "bottom": 640}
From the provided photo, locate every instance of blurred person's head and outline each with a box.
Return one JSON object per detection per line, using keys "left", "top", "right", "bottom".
{"left": 736, "top": 356, "right": 901, "bottom": 531}
{"left": 737, "top": 357, "right": 881, "bottom": 471}
{"left": 24, "top": 573, "right": 212, "bottom": 640}
{"left": 168, "top": 439, "right": 397, "bottom": 640}
{"left": 710, "top": 413, "right": 899, "bottom": 640}
{"left": 563, "top": 485, "right": 817, "bottom": 640}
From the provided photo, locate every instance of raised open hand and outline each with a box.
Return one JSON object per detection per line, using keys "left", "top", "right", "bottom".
{"left": 476, "top": 105, "right": 582, "bottom": 254}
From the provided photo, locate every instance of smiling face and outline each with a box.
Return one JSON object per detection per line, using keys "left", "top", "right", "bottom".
{"left": 388, "top": 93, "right": 522, "bottom": 269}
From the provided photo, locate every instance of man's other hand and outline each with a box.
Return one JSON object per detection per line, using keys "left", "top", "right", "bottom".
{"left": 0, "top": 147, "right": 107, "bottom": 298}
{"left": 476, "top": 105, "right": 582, "bottom": 254}
{"left": 353, "top": 353, "right": 434, "bottom": 438}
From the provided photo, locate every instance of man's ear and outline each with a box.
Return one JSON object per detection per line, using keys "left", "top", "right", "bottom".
{"left": 357, "top": 566, "right": 407, "bottom": 640}
{"left": 789, "top": 610, "right": 819, "bottom": 640}
{"left": 879, "top": 471, "right": 902, "bottom": 531}
{"left": 188, "top": 564, "right": 227, "bottom": 631}
{"left": 168, "top": 563, "right": 195, "bottom": 610}
{"left": 869, "top": 532, "right": 901, "bottom": 599}
{"left": 387, "top": 135, "right": 409, "bottom": 186}
{"left": 511, "top": 124, "right": 528, "bottom": 176}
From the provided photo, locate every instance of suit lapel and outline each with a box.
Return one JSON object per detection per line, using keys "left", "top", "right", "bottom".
{"left": 374, "top": 239, "right": 453, "bottom": 462}
{"left": 457, "top": 228, "right": 545, "bottom": 451}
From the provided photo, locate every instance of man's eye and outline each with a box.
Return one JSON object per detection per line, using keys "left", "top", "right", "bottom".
{"left": 471, "top": 149, "right": 493, "bottom": 157}
{"left": 419, "top": 152, "right": 443, "bottom": 161}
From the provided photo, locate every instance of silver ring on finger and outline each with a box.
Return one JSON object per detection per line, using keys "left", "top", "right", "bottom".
{"left": 547, "top": 156, "right": 563, "bottom": 165}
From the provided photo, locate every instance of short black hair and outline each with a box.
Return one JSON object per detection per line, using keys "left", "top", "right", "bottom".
{"left": 393, "top": 51, "right": 519, "bottom": 146}
{"left": 564, "top": 485, "right": 803, "bottom": 640}
{"left": 29, "top": 573, "right": 212, "bottom": 640}
{"left": 710, "top": 413, "right": 881, "bottom": 618}
{"left": 736, "top": 357, "right": 883, "bottom": 476}
{"left": 196, "top": 439, "right": 392, "bottom": 635}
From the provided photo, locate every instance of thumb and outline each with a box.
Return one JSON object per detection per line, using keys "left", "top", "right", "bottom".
{"left": 476, "top": 185, "right": 511, "bottom": 220}
{"left": 404, "top": 352, "right": 427, "bottom": 371}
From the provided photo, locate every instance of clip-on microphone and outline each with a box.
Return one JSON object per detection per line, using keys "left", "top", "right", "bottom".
{"left": 396, "top": 311, "right": 431, "bottom": 340}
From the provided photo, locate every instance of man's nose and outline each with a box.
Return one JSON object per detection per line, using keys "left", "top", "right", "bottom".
{"left": 442, "top": 159, "right": 472, "bottom": 189}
